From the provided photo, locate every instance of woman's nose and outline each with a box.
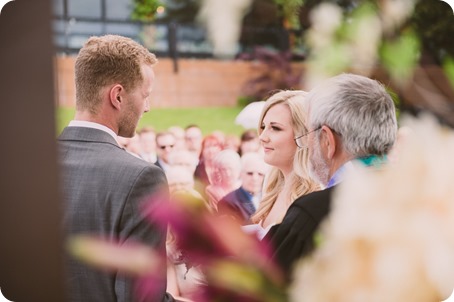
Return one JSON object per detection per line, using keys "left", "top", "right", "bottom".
{"left": 259, "top": 130, "right": 268, "bottom": 142}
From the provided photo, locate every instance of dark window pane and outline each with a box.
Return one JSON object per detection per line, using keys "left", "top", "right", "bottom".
{"left": 52, "top": 0, "right": 64, "bottom": 17}
{"left": 68, "top": 0, "right": 101, "bottom": 19}
{"left": 69, "top": 21, "right": 104, "bottom": 35}
{"left": 105, "top": 23, "right": 141, "bottom": 37}
{"left": 106, "top": 0, "right": 132, "bottom": 20}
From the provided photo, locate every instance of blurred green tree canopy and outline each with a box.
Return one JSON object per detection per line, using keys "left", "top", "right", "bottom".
{"left": 134, "top": 0, "right": 454, "bottom": 65}
{"left": 131, "top": 0, "right": 163, "bottom": 21}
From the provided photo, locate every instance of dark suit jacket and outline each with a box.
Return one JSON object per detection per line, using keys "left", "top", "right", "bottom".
{"left": 264, "top": 186, "right": 335, "bottom": 280}
{"left": 154, "top": 157, "right": 164, "bottom": 171}
{"left": 217, "top": 187, "right": 256, "bottom": 224}
{"left": 58, "top": 127, "right": 173, "bottom": 302}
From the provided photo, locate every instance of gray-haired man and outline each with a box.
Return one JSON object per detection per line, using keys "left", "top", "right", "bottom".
{"left": 265, "top": 73, "right": 398, "bottom": 280}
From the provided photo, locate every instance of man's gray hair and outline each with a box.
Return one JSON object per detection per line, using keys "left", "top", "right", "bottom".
{"left": 307, "top": 73, "right": 398, "bottom": 156}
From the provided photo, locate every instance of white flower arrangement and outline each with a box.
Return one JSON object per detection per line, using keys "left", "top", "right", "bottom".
{"left": 291, "top": 114, "right": 454, "bottom": 302}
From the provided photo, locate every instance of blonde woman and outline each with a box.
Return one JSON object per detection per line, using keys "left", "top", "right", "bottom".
{"left": 244, "top": 90, "right": 320, "bottom": 239}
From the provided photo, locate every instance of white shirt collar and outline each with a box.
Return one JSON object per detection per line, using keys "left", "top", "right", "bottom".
{"left": 68, "top": 120, "right": 117, "bottom": 141}
{"left": 251, "top": 194, "right": 261, "bottom": 210}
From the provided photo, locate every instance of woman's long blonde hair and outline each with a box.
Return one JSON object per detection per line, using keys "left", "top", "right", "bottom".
{"left": 251, "top": 90, "right": 320, "bottom": 224}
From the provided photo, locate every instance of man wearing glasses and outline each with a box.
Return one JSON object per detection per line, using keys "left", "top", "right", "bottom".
{"left": 154, "top": 131, "right": 177, "bottom": 173}
{"left": 265, "top": 73, "right": 398, "bottom": 280}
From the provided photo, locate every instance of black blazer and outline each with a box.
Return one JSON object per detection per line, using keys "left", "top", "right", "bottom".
{"left": 264, "top": 186, "right": 335, "bottom": 280}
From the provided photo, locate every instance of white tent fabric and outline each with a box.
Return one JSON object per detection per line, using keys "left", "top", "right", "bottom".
{"left": 235, "top": 101, "right": 265, "bottom": 129}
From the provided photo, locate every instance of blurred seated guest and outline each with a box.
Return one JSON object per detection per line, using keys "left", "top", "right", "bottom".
{"left": 239, "top": 129, "right": 261, "bottom": 155}
{"left": 218, "top": 152, "right": 269, "bottom": 224}
{"left": 246, "top": 90, "right": 320, "bottom": 240}
{"left": 184, "top": 124, "right": 203, "bottom": 158}
{"left": 210, "top": 130, "right": 226, "bottom": 145}
{"left": 194, "top": 134, "right": 224, "bottom": 191}
{"left": 168, "top": 126, "right": 186, "bottom": 151}
{"left": 205, "top": 149, "right": 242, "bottom": 211}
{"left": 223, "top": 134, "right": 241, "bottom": 153}
{"left": 165, "top": 166, "right": 196, "bottom": 195}
{"left": 166, "top": 166, "right": 194, "bottom": 194}
{"left": 168, "top": 149, "right": 199, "bottom": 176}
{"left": 168, "top": 149, "right": 205, "bottom": 202}
{"left": 138, "top": 126, "right": 157, "bottom": 163}
{"left": 164, "top": 166, "right": 207, "bottom": 217}
{"left": 155, "top": 131, "right": 177, "bottom": 172}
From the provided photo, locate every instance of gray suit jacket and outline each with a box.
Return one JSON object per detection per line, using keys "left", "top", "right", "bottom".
{"left": 58, "top": 127, "right": 173, "bottom": 302}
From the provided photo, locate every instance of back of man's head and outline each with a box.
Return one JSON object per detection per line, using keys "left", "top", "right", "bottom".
{"left": 307, "top": 73, "right": 398, "bottom": 157}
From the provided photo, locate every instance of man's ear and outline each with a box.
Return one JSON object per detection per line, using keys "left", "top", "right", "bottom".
{"left": 320, "top": 125, "right": 337, "bottom": 160}
{"left": 109, "top": 84, "right": 123, "bottom": 110}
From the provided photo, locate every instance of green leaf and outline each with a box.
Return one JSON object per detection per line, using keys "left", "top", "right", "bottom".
{"left": 311, "top": 42, "right": 351, "bottom": 75}
{"left": 443, "top": 56, "right": 454, "bottom": 89}
{"left": 380, "top": 30, "right": 420, "bottom": 85}
{"left": 131, "top": 0, "right": 163, "bottom": 21}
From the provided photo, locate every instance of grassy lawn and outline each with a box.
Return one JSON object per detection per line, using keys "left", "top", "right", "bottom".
{"left": 56, "top": 106, "right": 247, "bottom": 136}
